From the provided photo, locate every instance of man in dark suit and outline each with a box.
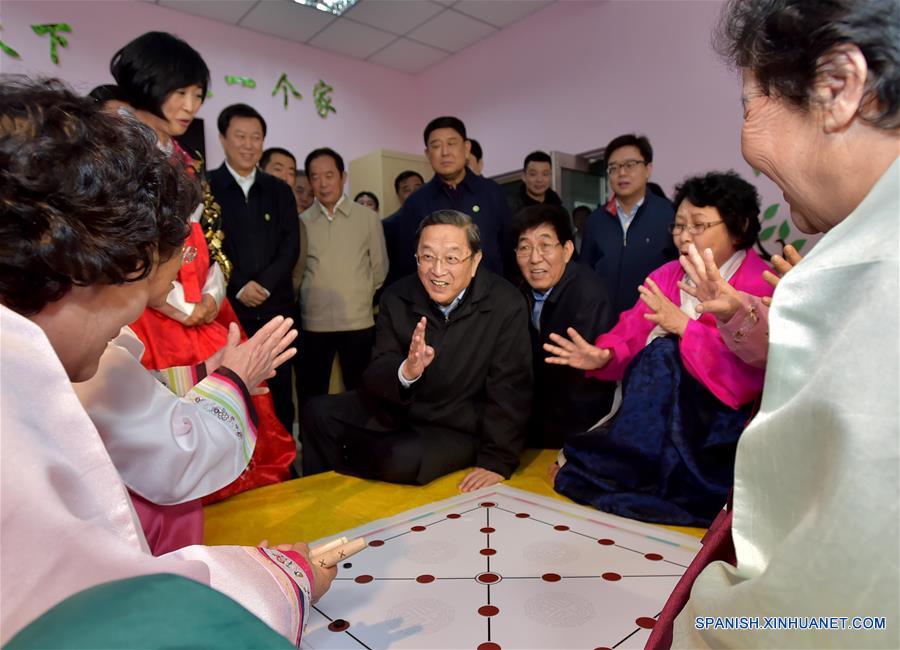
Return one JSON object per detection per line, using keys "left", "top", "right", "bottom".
{"left": 512, "top": 204, "right": 614, "bottom": 448}
{"left": 302, "top": 210, "right": 532, "bottom": 492}
{"left": 208, "top": 103, "right": 299, "bottom": 432}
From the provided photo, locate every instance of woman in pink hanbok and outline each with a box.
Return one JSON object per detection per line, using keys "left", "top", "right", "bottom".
{"left": 545, "top": 171, "right": 772, "bottom": 526}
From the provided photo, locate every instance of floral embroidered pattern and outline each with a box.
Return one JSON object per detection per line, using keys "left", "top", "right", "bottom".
{"left": 189, "top": 373, "right": 257, "bottom": 462}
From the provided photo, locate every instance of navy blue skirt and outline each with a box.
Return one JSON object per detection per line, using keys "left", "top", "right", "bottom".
{"left": 554, "top": 336, "right": 752, "bottom": 527}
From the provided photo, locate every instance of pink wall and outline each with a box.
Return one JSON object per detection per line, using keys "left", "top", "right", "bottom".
{"left": 0, "top": 0, "right": 423, "bottom": 170}
{"left": 420, "top": 1, "right": 743, "bottom": 188}
{"left": 1, "top": 0, "right": 807, "bottom": 251}
{"left": 418, "top": 0, "right": 810, "bottom": 252}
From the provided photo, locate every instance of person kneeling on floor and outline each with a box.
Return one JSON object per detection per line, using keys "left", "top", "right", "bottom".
{"left": 301, "top": 210, "right": 533, "bottom": 492}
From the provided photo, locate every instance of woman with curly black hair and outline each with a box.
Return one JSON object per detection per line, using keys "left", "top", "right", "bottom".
{"left": 545, "top": 171, "right": 771, "bottom": 527}
{"left": 0, "top": 77, "right": 333, "bottom": 647}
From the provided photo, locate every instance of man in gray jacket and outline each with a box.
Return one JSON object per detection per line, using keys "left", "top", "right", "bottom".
{"left": 298, "top": 147, "right": 388, "bottom": 403}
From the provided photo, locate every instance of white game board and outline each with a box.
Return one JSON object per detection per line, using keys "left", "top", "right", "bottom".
{"left": 302, "top": 485, "right": 700, "bottom": 650}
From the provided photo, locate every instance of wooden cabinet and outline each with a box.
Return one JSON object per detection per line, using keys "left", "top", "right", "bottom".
{"left": 348, "top": 149, "right": 433, "bottom": 218}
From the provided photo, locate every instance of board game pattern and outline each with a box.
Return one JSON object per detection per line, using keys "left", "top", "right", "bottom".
{"left": 302, "top": 485, "right": 701, "bottom": 650}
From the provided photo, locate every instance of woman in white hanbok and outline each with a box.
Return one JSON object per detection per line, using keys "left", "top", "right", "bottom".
{"left": 647, "top": 1, "right": 900, "bottom": 648}
{"left": 0, "top": 79, "right": 334, "bottom": 646}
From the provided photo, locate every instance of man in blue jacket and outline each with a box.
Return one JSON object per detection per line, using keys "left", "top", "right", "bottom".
{"left": 581, "top": 134, "right": 676, "bottom": 316}
{"left": 382, "top": 117, "right": 512, "bottom": 287}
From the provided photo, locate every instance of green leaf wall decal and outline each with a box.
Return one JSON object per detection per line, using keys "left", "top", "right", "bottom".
{"left": 791, "top": 239, "right": 807, "bottom": 252}
{"left": 763, "top": 204, "right": 779, "bottom": 220}
{"left": 760, "top": 226, "right": 776, "bottom": 241}
{"left": 778, "top": 221, "right": 790, "bottom": 240}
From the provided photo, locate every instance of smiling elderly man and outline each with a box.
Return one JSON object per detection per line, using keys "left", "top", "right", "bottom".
{"left": 514, "top": 204, "right": 614, "bottom": 449}
{"left": 301, "top": 210, "right": 532, "bottom": 491}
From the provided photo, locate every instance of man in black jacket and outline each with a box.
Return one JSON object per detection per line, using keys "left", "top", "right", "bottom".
{"left": 208, "top": 104, "right": 299, "bottom": 432}
{"left": 513, "top": 205, "right": 614, "bottom": 449}
{"left": 302, "top": 210, "right": 532, "bottom": 491}
{"left": 507, "top": 150, "right": 565, "bottom": 215}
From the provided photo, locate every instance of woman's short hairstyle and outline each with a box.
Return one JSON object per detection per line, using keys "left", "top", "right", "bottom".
{"left": 716, "top": 0, "right": 900, "bottom": 129}
{"left": 0, "top": 77, "right": 198, "bottom": 315}
{"left": 110, "top": 32, "right": 210, "bottom": 118}
{"left": 511, "top": 205, "right": 575, "bottom": 246}
{"left": 354, "top": 191, "right": 380, "bottom": 212}
{"left": 672, "top": 171, "right": 761, "bottom": 250}
{"left": 415, "top": 210, "right": 481, "bottom": 255}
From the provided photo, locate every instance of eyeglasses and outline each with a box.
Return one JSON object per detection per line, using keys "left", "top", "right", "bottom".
{"left": 667, "top": 221, "right": 724, "bottom": 235}
{"left": 606, "top": 159, "right": 646, "bottom": 175}
{"left": 415, "top": 252, "right": 473, "bottom": 268}
{"left": 182, "top": 245, "right": 198, "bottom": 263}
{"left": 515, "top": 242, "right": 562, "bottom": 258}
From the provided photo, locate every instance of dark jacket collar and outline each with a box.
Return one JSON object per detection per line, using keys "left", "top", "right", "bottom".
{"left": 602, "top": 189, "right": 669, "bottom": 219}
{"left": 426, "top": 167, "right": 477, "bottom": 197}
{"left": 521, "top": 259, "right": 578, "bottom": 308}
{"left": 518, "top": 183, "right": 563, "bottom": 207}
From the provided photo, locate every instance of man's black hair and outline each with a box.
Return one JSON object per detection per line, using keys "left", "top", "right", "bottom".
{"left": 423, "top": 116, "right": 466, "bottom": 146}
{"left": 304, "top": 147, "right": 345, "bottom": 177}
{"left": 217, "top": 103, "right": 267, "bottom": 137}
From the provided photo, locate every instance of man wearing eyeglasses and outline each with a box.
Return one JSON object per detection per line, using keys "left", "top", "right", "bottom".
{"left": 581, "top": 134, "right": 676, "bottom": 316}
{"left": 301, "top": 210, "right": 532, "bottom": 492}
{"left": 513, "top": 205, "right": 614, "bottom": 449}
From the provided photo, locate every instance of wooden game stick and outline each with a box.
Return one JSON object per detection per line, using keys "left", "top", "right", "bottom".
{"left": 309, "top": 536, "right": 348, "bottom": 559}
{"left": 312, "top": 537, "right": 367, "bottom": 569}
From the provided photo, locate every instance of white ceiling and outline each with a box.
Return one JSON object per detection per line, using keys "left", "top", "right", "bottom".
{"left": 151, "top": 0, "right": 554, "bottom": 73}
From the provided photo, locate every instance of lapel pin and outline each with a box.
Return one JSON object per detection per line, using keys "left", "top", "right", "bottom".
{"left": 472, "top": 205, "right": 481, "bottom": 213}
{"left": 264, "top": 213, "right": 271, "bottom": 222}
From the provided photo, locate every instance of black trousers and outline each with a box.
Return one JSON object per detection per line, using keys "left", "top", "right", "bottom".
{"left": 300, "top": 391, "right": 476, "bottom": 484}
{"left": 239, "top": 314, "right": 295, "bottom": 433}
{"left": 295, "top": 328, "right": 375, "bottom": 404}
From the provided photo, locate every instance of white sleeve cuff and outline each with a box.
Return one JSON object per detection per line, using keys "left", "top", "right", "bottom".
{"left": 204, "top": 263, "right": 226, "bottom": 307}
{"left": 165, "top": 281, "right": 193, "bottom": 317}
{"left": 189, "top": 201, "right": 204, "bottom": 223}
{"left": 398, "top": 363, "right": 421, "bottom": 388}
